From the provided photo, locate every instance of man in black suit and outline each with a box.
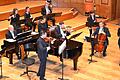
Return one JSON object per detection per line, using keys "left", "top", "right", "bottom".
{"left": 118, "top": 28, "right": 120, "bottom": 49}
{"left": 87, "top": 12, "right": 97, "bottom": 38}
{"left": 38, "top": 17, "right": 48, "bottom": 34}
{"left": 36, "top": 30, "right": 50, "bottom": 80}
{"left": 41, "top": 1, "right": 55, "bottom": 26}
{"left": 90, "top": 21, "right": 111, "bottom": 57}
{"left": 55, "top": 22, "right": 70, "bottom": 39}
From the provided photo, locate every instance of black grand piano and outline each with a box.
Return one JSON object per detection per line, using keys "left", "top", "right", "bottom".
{"left": 1, "top": 30, "right": 83, "bottom": 70}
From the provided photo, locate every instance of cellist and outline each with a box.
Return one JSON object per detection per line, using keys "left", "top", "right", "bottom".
{"left": 90, "top": 21, "right": 111, "bottom": 57}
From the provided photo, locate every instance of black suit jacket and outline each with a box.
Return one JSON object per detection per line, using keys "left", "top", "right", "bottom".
{"left": 36, "top": 37, "right": 48, "bottom": 55}
{"left": 87, "top": 15, "right": 96, "bottom": 27}
{"left": 55, "top": 25, "right": 62, "bottom": 39}
{"left": 93, "top": 27, "right": 111, "bottom": 45}
{"left": 6, "top": 31, "right": 17, "bottom": 39}
{"left": 41, "top": 6, "right": 52, "bottom": 16}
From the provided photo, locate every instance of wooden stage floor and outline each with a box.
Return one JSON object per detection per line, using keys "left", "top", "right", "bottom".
{"left": 0, "top": 17, "right": 120, "bottom": 80}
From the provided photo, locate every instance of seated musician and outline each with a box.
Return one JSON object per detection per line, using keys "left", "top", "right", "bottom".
{"left": 87, "top": 11, "right": 97, "bottom": 38}
{"left": 6, "top": 25, "right": 17, "bottom": 39}
{"left": 55, "top": 22, "right": 70, "bottom": 39}
{"left": 90, "top": 21, "right": 111, "bottom": 57}
{"left": 24, "top": 7, "right": 36, "bottom": 31}
{"left": 118, "top": 27, "right": 120, "bottom": 49}
{"left": 38, "top": 16, "right": 48, "bottom": 34}
{"left": 5, "top": 25, "right": 20, "bottom": 59}
{"left": 41, "top": 0, "right": 55, "bottom": 26}
{"left": 8, "top": 8, "right": 22, "bottom": 34}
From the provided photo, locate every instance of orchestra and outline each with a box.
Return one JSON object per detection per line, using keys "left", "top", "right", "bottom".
{"left": 0, "top": 0, "right": 120, "bottom": 80}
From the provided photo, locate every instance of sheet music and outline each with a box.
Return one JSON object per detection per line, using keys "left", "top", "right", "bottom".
{"left": 5, "top": 39, "right": 16, "bottom": 42}
{"left": 58, "top": 40, "right": 66, "bottom": 55}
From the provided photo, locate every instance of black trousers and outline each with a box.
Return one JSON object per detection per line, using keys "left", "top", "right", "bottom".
{"left": 37, "top": 52, "right": 47, "bottom": 79}
{"left": 118, "top": 38, "right": 120, "bottom": 49}
{"left": 25, "top": 22, "right": 37, "bottom": 31}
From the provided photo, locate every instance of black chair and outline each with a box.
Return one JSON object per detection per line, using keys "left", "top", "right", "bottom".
{"left": 20, "top": 45, "right": 37, "bottom": 76}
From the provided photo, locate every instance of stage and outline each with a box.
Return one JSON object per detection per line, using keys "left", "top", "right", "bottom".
{"left": 0, "top": 1, "right": 120, "bottom": 80}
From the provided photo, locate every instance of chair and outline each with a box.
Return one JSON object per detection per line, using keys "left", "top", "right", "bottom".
{"left": 19, "top": 45, "right": 37, "bottom": 76}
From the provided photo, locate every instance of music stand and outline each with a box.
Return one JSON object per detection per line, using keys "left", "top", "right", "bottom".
{"left": 58, "top": 40, "right": 69, "bottom": 80}
{"left": 85, "top": 36, "right": 97, "bottom": 64}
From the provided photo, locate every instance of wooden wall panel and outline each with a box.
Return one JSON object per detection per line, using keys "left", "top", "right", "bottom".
{"left": 116, "top": 0, "right": 120, "bottom": 18}
{"left": 0, "top": 0, "right": 16, "bottom": 6}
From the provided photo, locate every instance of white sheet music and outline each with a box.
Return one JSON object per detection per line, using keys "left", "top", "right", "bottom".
{"left": 5, "top": 39, "right": 16, "bottom": 42}
{"left": 58, "top": 40, "right": 66, "bottom": 55}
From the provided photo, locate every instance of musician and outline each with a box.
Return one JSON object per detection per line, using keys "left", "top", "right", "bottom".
{"left": 24, "top": 7, "right": 36, "bottom": 31}
{"left": 87, "top": 11, "right": 96, "bottom": 38}
{"left": 41, "top": 1, "right": 55, "bottom": 26}
{"left": 6, "top": 25, "right": 17, "bottom": 39}
{"left": 38, "top": 17, "right": 48, "bottom": 34}
{"left": 118, "top": 28, "right": 120, "bottom": 48}
{"left": 90, "top": 21, "right": 111, "bottom": 57}
{"left": 36, "top": 30, "right": 50, "bottom": 80}
{"left": 55, "top": 22, "right": 70, "bottom": 39}
{"left": 8, "top": 8, "right": 21, "bottom": 33}
{"left": 5, "top": 25, "right": 20, "bottom": 59}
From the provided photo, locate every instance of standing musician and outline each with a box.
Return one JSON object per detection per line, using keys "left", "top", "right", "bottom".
{"left": 87, "top": 11, "right": 97, "bottom": 38}
{"left": 41, "top": 1, "right": 55, "bottom": 26}
{"left": 90, "top": 21, "right": 111, "bottom": 57}
{"left": 38, "top": 17, "right": 48, "bottom": 34}
{"left": 24, "top": 7, "right": 36, "bottom": 31}
{"left": 36, "top": 30, "right": 50, "bottom": 80}
{"left": 118, "top": 27, "right": 120, "bottom": 49}
{"left": 8, "top": 8, "right": 21, "bottom": 34}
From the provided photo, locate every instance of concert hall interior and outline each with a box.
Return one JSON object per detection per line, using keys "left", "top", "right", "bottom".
{"left": 0, "top": 0, "right": 120, "bottom": 80}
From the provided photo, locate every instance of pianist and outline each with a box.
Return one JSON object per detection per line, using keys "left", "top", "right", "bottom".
{"left": 6, "top": 25, "right": 17, "bottom": 39}
{"left": 5, "top": 25, "right": 20, "bottom": 60}
{"left": 41, "top": 1, "right": 55, "bottom": 26}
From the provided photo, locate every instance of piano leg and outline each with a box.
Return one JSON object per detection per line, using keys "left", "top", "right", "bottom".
{"left": 73, "top": 59, "right": 78, "bottom": 70}
{"left": 9, "top": 53, "right": 13, "bottom": 64}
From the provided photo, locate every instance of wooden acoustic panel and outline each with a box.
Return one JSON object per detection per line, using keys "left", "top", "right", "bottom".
{"left": 0, "top": 0, "right": 16, "bottom": 6}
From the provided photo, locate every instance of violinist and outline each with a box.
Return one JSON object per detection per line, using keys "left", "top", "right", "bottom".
{"left": 41, "top": 1, "right": 55, "bottom": 26}
{"left": 55, "top": 22, "right": 70, "bottom": 39}
{"left": 90, "top": 21, "right": 111, "bottom": 57}
{"left": 36, "top": 30, "right": 50, "bottom": 80}
{"left": 8, "top": 8, "right": 21, "bottom": 33}
{"left": 24, "top": 7, "right": 36, "bottom": 31}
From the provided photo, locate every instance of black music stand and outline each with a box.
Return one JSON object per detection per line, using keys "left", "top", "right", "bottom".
{"left": 86, "top": 36, "right": 97, "bottom": 64}
{"left": 58, "top": 40, "right": 69, "bottom": 80}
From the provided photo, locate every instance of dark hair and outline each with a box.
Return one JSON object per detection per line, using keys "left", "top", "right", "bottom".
{"left": 12, "top": 8, "right": 18, "bottom": 15}
{"left": 99, "top": 21, "right": 106, "bottom": 26}
{"left": 59, "top": 22, "right": 64, "bottom": 25}
{"left": 25, "top": 6, "right": 29, "bottom": 12}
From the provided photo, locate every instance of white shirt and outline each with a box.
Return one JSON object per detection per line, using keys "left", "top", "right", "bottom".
{"left": 60, "top": 26, "right": 66, "bottom": 38}
{"left": 99, "top": 27, "right": 104, "bottom": 34}
{"left": 10, "top": 31, "right": 15, "bottom": 39}
{"left": 45, "top": 6, "right": 50, "bottom": 15}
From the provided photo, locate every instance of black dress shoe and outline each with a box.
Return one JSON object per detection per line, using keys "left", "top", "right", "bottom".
{"left": 103, "top": 54, "right": 107, "bottom": 57}
{"left": 40, "top": 77, "right": 46, "bottom": 80}
{"left": 37, "top": 73, "right": 40, "bottom": 76}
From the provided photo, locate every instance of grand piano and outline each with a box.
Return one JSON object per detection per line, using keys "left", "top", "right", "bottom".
{"left": 1, "top": 30, "right": 83, "bottom": 70}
